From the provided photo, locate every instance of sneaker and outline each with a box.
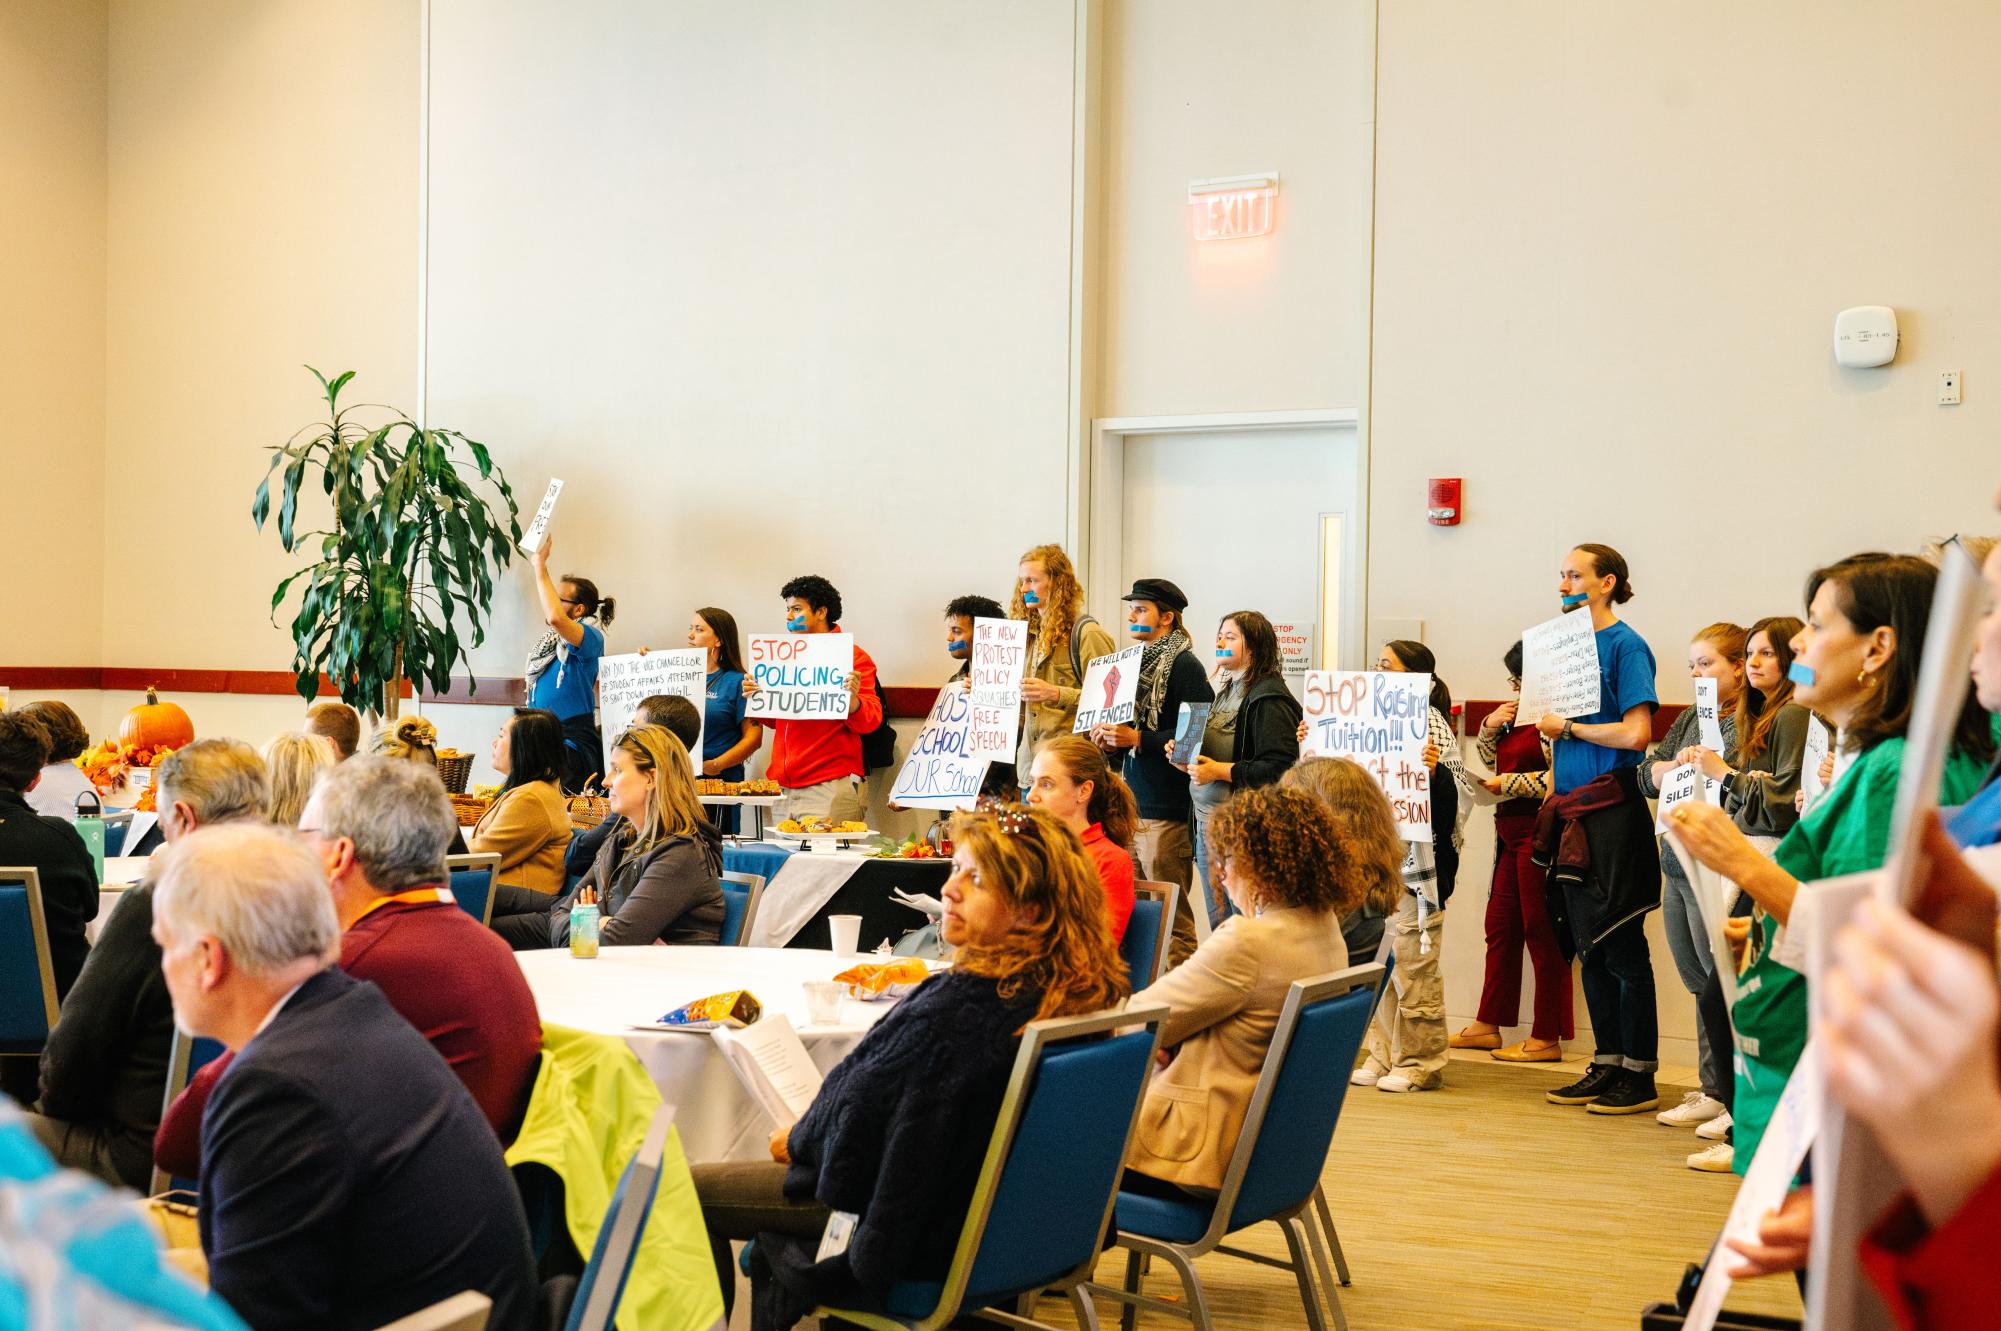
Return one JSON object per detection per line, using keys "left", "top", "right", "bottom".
{"left": 1377, "top": 1073, "right": 1436, "bottom": 1093}
{"left": 1545, "top": 1063, "right": 1622, "bottom": 1105}
{"left": 1350, "top": 1066, "right": 1381, "bottom": 1088}
{"left": 1586, "top": 1070, "right": 1660, "bottom": 1115}
{"left": 1695, "top": 1110, "right": 1733, "bottom": 1142}
{"left": 1687, "top": 1142, "right": 1735, "bottom": 1172}
{"left": 1656, "top": 1092, "right": 1726, "bottom": 1127}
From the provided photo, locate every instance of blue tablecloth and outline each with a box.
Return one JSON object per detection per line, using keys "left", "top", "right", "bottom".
{"left": 722, "top": 841, "right": 797, "bottom": 887}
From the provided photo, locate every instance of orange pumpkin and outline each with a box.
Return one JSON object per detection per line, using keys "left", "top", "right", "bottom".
{"left": 119, "top": 687, "right": 195, "bottom": 752}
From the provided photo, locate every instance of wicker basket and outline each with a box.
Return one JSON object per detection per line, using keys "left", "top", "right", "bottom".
{"left": 566, "top": 794, "right": 610, "bottom": 829}
{"left": 436, "top": 752, "right": 473, "bottom": 794}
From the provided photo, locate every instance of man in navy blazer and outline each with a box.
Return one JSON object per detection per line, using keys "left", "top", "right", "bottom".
{"left": 151, "top": 822, "right": 536, "bottom": 1331}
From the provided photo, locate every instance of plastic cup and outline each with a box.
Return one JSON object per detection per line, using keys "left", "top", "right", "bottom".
{"left": 802, "top": 980, "right": 845, "bottom": 1026}
{"left": 827, "top": 914, "right": 863, "bottom": 956}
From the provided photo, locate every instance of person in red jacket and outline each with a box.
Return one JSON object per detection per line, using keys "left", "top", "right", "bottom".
{"left": 154, "top": 756, "right": 540, "bottom": 1179}
{"left": 744, "top": 574, "right": 883, "bottom": 825}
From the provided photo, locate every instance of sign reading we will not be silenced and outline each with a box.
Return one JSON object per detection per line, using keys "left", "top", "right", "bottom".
{"left": 1301, "top": 670, "right": 1433, "bottom": 839}
{"left": 1072, "top": 644, "right": 1144, "bottom": 733}
{"left": 745, "top": 633, "right": 854, "bottom": 721}
{"left": 599, "top": 650, "right": 706, "bottom": 785}
{"left": 890, "top": 686, "right": 990, "bottom": 810}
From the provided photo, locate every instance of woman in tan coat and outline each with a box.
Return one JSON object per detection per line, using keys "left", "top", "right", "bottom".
{"left": 1125, "top": 785, "right": 1359, "bottom": 1194}
{"left": 470, "top": 708, "right": 572, "bottom": 901}
{"left": 1011, "top": 543, "right": 1118, "bottom": 793}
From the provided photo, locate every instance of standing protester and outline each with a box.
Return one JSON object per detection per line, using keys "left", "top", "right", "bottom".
{"left": 943, "top": 594, "right": 1019, "bottom": 797}
{"left": 526, "top": 532, "right": 616, "bottom": 793}
{"left": 688, "top": 606, "right": 764, "bottom": 834}
{"left": 1535, "top": 543, "right": 1664, "bottom": 1117}
{"left": 745, "top": 575, "right": 883, "bottom": 825}
{"left": 1011, "top": 544, "right": 1117, "bottom": 794}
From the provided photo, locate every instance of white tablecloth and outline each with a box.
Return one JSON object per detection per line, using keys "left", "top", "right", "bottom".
{"left": 102, "top": 856, "right": 151, "bottom": 885}
{"left": 513, "top": 945, "right": 889, "bottom": 1162}
{"left": 741, "top": 845, "right": 873, "bottom": 947}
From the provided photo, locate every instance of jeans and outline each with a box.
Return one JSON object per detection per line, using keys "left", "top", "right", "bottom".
{"left": 1189, "top": 794, "right": 1237, "bottom": 927}
{"left": 689, "top": 1160, "right": 830, "bottom": 1320}
{"left": 1660, "top": 864, "right": 1725, "bottom": 1100}
{"left": 1579, "top": 915, "right": 1658, "bottom": 1072}
{"left": 1476, "top": 821, "right": 1574, "bottom": 1041}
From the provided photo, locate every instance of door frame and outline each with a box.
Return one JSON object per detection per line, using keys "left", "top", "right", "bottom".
{"left": 1073, "top": 408, "right": 1367, "bottom": 671}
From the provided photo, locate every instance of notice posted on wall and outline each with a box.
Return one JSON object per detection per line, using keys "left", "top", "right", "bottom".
{"left": 1072, "top": 644, "right": 1143, "bottom": 733}
{"left": 745, "top": 633, "right": 853, "bottom": 721}
{"left": 890, "top": 685, "right": 990, "bottom": 810}
{"left": 1516, "top": 609, "right": 1601, "bottom": 726}
{"left": 1268, "top": 618, "right": 1314, "bottom": 700}
{"left": 599, "top": 649, "right": 707, "bottom": 782}
{"left": 1300, "top": 669, "right": 1433, "bottom": 839}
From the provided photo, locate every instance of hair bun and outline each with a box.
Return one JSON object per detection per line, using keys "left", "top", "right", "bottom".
{"left": 396, "top": 716, "right": 438, "bottom": 746}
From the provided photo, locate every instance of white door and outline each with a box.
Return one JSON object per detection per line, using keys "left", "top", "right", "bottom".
{"left": 1111, "top": 423, "right": 1363, "bottom": 671}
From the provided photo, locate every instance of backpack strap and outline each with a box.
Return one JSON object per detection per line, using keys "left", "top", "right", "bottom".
{"left": 1067, "top": 614, "right": 1101, "bottom": 682}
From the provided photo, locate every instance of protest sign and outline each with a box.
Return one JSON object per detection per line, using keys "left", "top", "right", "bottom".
{"left": 1653, "top": 762, "right": 1702, "bottom": 832}
{"left": 1268, "top": 618, "right": 1314, "bottom": 699}
{"left": 1694, "top": 676, "right": 1725, "bottom": 752}
{"left": 967, "top": 697, "right": 1021, "bottom": 762}
{"left": 599, "top": 650, "right": 706, "bottom": 784}
{"left": 1170, "top": 702, "right": 1212, "bottom": 765}
{"left": 746, "top": 633, "right": 853, "bottom": 721}
{"left": 890, "top": 686, "right": 989, "bottom": 810}
{"left": 521, "top": 478, "right": 563, "bottom": 554}
{"left": 1300, "top": 670, "right": 1433, "bottom": 839}
{"left": 1072, "top": 644, "right": 1143, "bottom": 733}
{"left": 1802, "top": 714, "right": 1832, "bottom": 811}
{"left": 968, "top": 618, "right": 1029, "bottom": 707}
{"left": 1516, "top": 610, "right": 1601, "bottom": 725}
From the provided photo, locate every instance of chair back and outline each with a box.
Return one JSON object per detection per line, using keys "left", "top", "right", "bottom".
{"left": 372, "top": 1290, "right": 492, "bottom": 1331}
{"left": 876, "top": 1004, "right": 1167, "bottom": 1324}
{"left": 1210, "top": 964, "right": 1382, "bottom": 1237}
{"left": 564, "top": 1104, "right": 674, "bottom": 1331}
{"left": 150, "top": 1026, "right": 227, "bottom": 1195}
{"left": 0, "top": 868, "right": 58, "bottom": 1056}
{"left": 445, "top": 853, "right": 501, "bottom": 929}
{"left": 102, "top": 819, "right": 128, "bottom": 858}
{"left": 1122, "top": 881, "right": 1178, "bottom": 989}
{"left": 717, "top": 870, "right": 765, "bottom": 947}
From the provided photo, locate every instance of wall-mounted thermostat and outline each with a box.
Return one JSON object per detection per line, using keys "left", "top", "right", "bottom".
{"left": 1834, "top": 306, "right": 1898, "bottom": 368}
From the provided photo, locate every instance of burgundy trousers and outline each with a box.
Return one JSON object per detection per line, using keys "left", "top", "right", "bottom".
{"left": 1476, "top": 816, "right": 1574, "bottom": 1040}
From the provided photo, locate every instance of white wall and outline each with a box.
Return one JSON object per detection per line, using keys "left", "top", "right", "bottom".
{"left": 1372, "top": 0, "right": 2001, "bottom": 1054}
{"left": 2, "top": 0, "right": 107, "bottom": 666}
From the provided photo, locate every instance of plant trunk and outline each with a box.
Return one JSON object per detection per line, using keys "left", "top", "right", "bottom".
{"left": 381, "top": 640, "right": 405, "bottom": 721}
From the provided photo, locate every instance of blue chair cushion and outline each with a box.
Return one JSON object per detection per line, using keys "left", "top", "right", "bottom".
{"left": 1119, "top": 898, "right": 1165, "bottom": 988}
{"left": 1112, "top": 1187, "right": 1214, "bottom": 1245}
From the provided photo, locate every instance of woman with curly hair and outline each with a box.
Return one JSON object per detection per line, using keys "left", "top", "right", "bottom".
{"left": 370, "top": 715, "right": 469, "bottom": 853}
{"left": 692, "top": 803, "right": 1128, "bottom": 1327}
{"left": 1281, "top": 757, "right": 1407, "bottom": 967}
{"left": 1011, "top": 543, "right": 1117, "bottom": 791}
{"left": 1123, "top": 785, "right": 1358, "bottom": 1195}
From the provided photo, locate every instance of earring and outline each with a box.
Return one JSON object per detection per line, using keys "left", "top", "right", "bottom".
{"left": 1857, "top": 667, "right": 1876, "bottom": 689}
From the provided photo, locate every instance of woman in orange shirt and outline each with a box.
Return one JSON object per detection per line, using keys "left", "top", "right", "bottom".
{"left": 1026, "top": 735, "right": 1138, "bottom": 942}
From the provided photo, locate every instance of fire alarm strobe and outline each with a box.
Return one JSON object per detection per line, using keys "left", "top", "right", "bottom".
{"left": 1834, "top": 306, "right": 1898, "bottom": 368}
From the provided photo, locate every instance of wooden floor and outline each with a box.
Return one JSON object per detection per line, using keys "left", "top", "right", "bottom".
{"left": 1044, "top": 1057, "right": 1805, "bottom": 1331}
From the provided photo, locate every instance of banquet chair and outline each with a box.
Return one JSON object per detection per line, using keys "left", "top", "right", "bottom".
{"left": 806, "top": 1002, "right": 1169, "bottom": 1331}
{"left": 0, "top": 868, "right": 59, "bottom": 1061}
{"left": 445, "top": 852, "right": 501, "bottom": 928}
{"left": 1086, "top": 964, "right": 1384, "bottom": 1331}
{"left": 718, "top": 871, "right": 765, "bottom": 947}
{"left": 545, "top": 1104, "right": 675, "bottom": 1331}
{"left": 149, "top": 1026, "right": 227, "bottom": 1195}
{"left": 1122, "top": 882, "right": 1179, "bottom": 989}
{"left": 373, "top": 1291, "right": 492, "bottom": 1331}
{"left": 102, "top": 820, "right": 128, "bottom": 858}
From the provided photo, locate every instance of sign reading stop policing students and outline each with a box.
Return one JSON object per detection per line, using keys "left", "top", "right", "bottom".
{"left": 745, "top": 633, "right": 854, "bottom": 720}
{"left": 1300, "top": 670, "right": 1433, "bottom": 839}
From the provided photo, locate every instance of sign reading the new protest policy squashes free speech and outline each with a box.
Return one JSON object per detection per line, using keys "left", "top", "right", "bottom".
{"left": 745, "top": 633, "right": 853, "bottom": 720}
{"left": 1300, "top": 669, "right": 1433, "bottom": 840}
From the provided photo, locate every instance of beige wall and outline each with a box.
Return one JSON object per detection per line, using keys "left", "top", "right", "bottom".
{"left": 2, "top": 0, "right": 107, "bottom": 666}
{"left": 1098, "top": 0, "right": 1372, "bottom": 418}
{"left": 1372, "top": 0, "right": 2001, "bottom": 1051}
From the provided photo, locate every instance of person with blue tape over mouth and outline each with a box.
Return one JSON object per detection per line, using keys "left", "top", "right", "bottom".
{"left": 1009, "top": 544, "right": 1117, "bottom": 796}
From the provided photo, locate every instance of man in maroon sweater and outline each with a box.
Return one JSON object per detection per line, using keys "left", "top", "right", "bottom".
{"left": 155, "top": 757, "right": 541, "bottom": 1177}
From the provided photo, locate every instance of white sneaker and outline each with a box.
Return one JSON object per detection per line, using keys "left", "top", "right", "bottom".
{"left": 1350, "top": 1066, "right": 1381, "bottom": 1087}
{"left": 1695, "top": 1110, "right": 1734, "bottom": 1141}
{"left": 1687, "top": 1142, "right": 1735, "bottom": 1172}
{"left": 1377, "top": 1073, "right": 1432, "bottom": 1093}
{"left": 1656, "top": 1092, "right": 1725, "bottom": 1127}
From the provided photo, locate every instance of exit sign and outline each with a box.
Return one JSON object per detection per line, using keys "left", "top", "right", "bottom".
{"left": 1188, "top": 173, "right": 1279, "bottom": 241}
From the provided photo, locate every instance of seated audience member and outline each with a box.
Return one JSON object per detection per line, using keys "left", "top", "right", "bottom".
{"left": 1124, "top": 786, "right": 1357, "bottom": 1194}
{"left": 370, "top": 715, "right": 469, "bottom": 853}
{"left": 303, "top": 700, "right": 362, "bottom": 761}
{"left": 691, "top": 803, "right": 1128, "bottom": 1326}
{"left": 0, "top": 710, "right": 96, "bottom": 1005}
{"left": 944, "top": 593, "right": 1020, "bottom": 796}
{"left": 561, "top": 693, "right": 701, "bottom": 882}
{"left": 150, "top": 823, "right": 535, "bottom": 1330}
{"left": 494, "top": 726, "right": 724, "bottom": 950}
{"left": 1281, "top": 757, "right": 1407, "bottom": 967}
{"left": 744, "top": 574, "right": 883, "bottom": 825}
{"left": 28, "top": 739, "right": 267, "bottom": 1188}
{"left": 262, "top": 730, "right": 337, "bottom": 827}
{"left": 19, "top": 701, "right": 94, "bottom": 820}
{"left": 470, "top": 708, "right": 571, "bottom": 903}
{"left": 1026, "top": 735, "right": 1138, "bottom": 942}
{"left": 155, "top": 757, "right": 542, "bottom": 1179}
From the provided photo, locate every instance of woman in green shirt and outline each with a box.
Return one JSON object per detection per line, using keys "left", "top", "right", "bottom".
{"left": 1669, "top": 552, "right": 1995, "bottom": 1172}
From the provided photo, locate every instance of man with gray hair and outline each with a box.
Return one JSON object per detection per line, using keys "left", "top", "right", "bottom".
{"left": 152, "top": 822, "right": 535, "bottom": 1330}
{"left": 29, "top": 738, "right": 267, "bottom": 1188}
{"left": 153, "top": 756, "right": 541, "bottom": 1178}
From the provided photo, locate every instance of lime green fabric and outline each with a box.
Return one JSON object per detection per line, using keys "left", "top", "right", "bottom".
{"left": 505, "top": 1024, "right": 724, "bottom": 1331}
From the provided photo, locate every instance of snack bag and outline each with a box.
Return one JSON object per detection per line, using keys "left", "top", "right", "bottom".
{"left": 655, "top": 990, "right": 763, "bottom": 1030}
{"left": 831, "top": 957, "right": 931, "bottom": 1001}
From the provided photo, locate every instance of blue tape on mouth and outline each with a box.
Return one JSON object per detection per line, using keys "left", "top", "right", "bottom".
{"left": 1129, "top": 624, "right": 1149, "bottom": 635}
{"left": 1787, "top": 661, "right": 1816, "bottom": 686}
{"left": 1215, "top": 649, "right": 1231, "bottom": 658}
{"left": 1023, "top": 590, "right": 1040, "bottom": 606}
{"left": 1561, "top": 593, "right": 1589, "bottom": 608}
{"left": 786, "top": 619, "right": 807, "bottom": 632}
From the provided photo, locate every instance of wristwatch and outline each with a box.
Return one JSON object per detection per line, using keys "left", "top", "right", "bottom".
{"left": 1560, "top": 720, "right": 1577, "bottom": 742}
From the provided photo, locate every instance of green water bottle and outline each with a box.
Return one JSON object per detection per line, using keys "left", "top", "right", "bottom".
{"left": 75, "top": 792, "right": 106, "bottom": 884}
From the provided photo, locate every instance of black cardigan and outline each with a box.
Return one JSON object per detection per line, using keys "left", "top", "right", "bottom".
{"left": 1227, "top": 675, "right": 1303, "bottom": 790}
{"left": 0, "top": 788, "right": 96, "bottom": 999}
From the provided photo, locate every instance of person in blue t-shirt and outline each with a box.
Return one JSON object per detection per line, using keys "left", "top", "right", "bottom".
{"left": 1532, "top": 542, "right": 1665, "bottom": 1116}
{"left": 1952, "top": 529, "right": 2001, "bottom": 848}
{"left": 688, "top": 606, "right": 764, "bottom": 834}
{"left": 526, "top": 533, "right": 615, "bottom": 793}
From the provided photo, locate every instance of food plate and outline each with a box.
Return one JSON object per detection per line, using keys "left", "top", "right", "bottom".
{"left": 770, "top": 828, "right": 878, "bottom": 849}
{"left": 698, "top": 794, "right": 784, "bottom": 807}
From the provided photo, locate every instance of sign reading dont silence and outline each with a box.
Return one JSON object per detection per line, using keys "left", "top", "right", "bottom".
{"left": 1300, "top": 669, "right": 1433, "bottom": 839}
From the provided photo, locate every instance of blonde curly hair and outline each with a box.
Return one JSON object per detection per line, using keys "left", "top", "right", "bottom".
{"left": 371, "top": 715, "right": 439, "bottom": 767}
{"left": 1009, "top": 543, "right": 1086, "bottom": 664}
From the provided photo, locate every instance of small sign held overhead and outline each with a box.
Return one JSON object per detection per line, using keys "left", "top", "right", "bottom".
{"left": 1189, "top": 173, "right": 1279, "bottom": 241}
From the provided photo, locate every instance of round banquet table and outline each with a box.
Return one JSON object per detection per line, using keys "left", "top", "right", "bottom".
{"left": 513, "top": 945, "right": 893, "bottom": 1163}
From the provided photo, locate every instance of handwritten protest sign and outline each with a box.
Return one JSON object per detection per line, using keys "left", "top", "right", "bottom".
{"left": 1516, "top": 610, "right": 1600, "bottom": 725}
{"left": 968, "top": 697, "right": 1021, "bottom": 762}
{"left": 1301, "top": 670, "right": 1433, "bottom": 839}
{"left": 746, "top": 633, "right": 853, "bottom": 721}
{"left": 890, "top": 686, "right": 989, "bottom": 810}
{"left": 599, "top": 650, "right": 706, "bottom": 784}
{"left": 1802, "top": 714, "right": 1832, "bottom": 811}
{"left": 1170, "top": 702, "right": 1212, "bottom": 765}
{"left": 1653, "top": 762, "right": 1703, "bottom": 832}
{"left": 1694, "top": 676, "right": 1725, "bottom": 752}
{"left": 968, "top": 618, "right": 1029, "bottom": 707}
{"left": 521, "top": 478, "right": 563, "bottom": 554}
{"left": 1072, "top": 644, "right": 1143, "bottom": 733}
